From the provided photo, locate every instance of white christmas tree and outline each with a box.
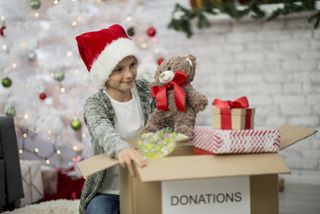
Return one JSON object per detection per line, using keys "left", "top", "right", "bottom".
{"left": 0, "top": 0, "right": 164, "bottom": 168}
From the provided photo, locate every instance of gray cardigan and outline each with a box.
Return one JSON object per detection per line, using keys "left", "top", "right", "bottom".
{"left": 79, "top": 79, "right": 153, "bottom": 214}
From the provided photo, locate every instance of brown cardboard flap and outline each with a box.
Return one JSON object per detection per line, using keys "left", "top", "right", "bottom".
{"left": 77, "top": 153, "right": 118, "bottom": 178}
{"left": 77, "top": 124, "right": 317, "bottom": 179}
{"left": 137, "top": 153, "right": 289, "bottom": 182}
{"left": 278, "top": 124, "right": 317, "bottom": 150}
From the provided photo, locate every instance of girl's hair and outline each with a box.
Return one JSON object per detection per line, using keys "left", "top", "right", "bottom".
{"left": 105, "top": 79, "right": 110, "bottom": 89}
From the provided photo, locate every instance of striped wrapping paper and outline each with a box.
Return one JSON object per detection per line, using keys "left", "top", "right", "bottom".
{"left": 193, "top": 126, "right": 280, "bottom": 154}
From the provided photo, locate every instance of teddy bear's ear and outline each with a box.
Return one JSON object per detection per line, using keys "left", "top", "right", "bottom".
{"left": 186, "top": 54, "right": 196, "bottom": 68}
{"left": 187, "top": 54, "right": 196, "bottom": 61}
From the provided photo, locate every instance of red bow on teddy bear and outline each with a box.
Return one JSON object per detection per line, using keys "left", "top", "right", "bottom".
{"left": 151, "top": 70, "right": 188, "bottom": 112}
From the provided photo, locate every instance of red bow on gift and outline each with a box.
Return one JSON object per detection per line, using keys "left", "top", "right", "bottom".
{"left": 151, "top": 70, "right": 188, "bottom": 112}
{"left": 212, "top": 96, "right": 249, "bottom": 109}
{"left": 212, "top": 96, "right": 252, "bottom": 129}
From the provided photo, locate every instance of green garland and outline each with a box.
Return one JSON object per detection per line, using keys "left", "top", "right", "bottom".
{"left": 168, "top": 0, "right": 320, "bottom": 37}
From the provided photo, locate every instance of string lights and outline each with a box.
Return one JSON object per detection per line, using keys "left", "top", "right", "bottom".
{"left": 17, "top": 125, "right": 82, "bottom": 166}
{"left": 1, "top": 0, "right": 162, "bottom": 168}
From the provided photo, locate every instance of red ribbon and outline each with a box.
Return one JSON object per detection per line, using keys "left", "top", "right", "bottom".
{"left": 0, "top": 25, "right": 6, "bottom": 37}
{"left": 42, "top": 166, "right": 84, "bottom": 201}
{"left": 151, "top": 70, "right": 188, "bottom": 112}
{"left": 212, "top": 96, "right": 249, "bottom": 109}
{"left": 212, "top": 96, "right": 251, "bottom": 129}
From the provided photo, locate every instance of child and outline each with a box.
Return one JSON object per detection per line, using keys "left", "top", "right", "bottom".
{"left": 75, "top": 24, "right": 154, "bottom": 214}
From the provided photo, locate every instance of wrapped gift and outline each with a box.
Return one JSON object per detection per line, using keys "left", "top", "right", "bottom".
{"left": 41, "top": 165, "right": 58, "bottom": 197}
{"left": 193, "top": 126, "right": 280, "bottom": 154}
{"left": 20, "top": 160, "right": 44, "bottom": 206}
{"left": 212, "top": 96, "right": 255, "bottom": 130}
{"left": 42, "top": 166, "right": 84, "bottom": 201}
{"left": 193, "top": 147, "right": 214, "bottom": 155}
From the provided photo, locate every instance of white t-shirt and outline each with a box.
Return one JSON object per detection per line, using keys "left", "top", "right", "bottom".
{"left": 107, "top": 87, "right": 144, "bottom": 139}
{"left": 98, "top": 86, "right": 144, "bottom": 195}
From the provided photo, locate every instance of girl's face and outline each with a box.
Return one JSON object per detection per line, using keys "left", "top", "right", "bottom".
{"left": 105, "top": 56, "right": 138, "bottom": 93}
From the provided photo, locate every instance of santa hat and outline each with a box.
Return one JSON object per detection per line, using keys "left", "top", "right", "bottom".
{"left": 75, "top": 24, "right": 139, "bottom": 87}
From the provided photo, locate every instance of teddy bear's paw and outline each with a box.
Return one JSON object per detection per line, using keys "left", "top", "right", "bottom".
{"left": 193, "top": 99, "right": 208, "bottom": 112}
{"left": 197, "top": 104, "right": 206, "bottom": 112}
{"left": 193, "top": 105, "right": 206, "bottom": 113}
{"left": 141, "top": 126, "right": 159, "bottom": 133}
{"left": 200, "top": 96, "right": 209, "bottom": 108}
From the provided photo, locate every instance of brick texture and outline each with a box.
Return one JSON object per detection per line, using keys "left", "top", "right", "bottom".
{"left": 142, "top": 0, "right": 320, "bottom": 184}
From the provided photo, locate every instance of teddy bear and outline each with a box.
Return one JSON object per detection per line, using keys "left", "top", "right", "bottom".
{"left": 143, "top": 54, "right": 208, "bottom": 141}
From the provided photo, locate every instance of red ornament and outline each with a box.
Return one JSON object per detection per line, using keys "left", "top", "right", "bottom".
{"left": 156, "top": 57, "right": 164, "bottom": 65}
{"left": 39, "top": 92, "right": 47, "bottom": 100}
{"left": 189, "top": 0, "right": 199, "bottom": 9}
{"left": 146, "top": 26, "right": 156, "bottom": 37}
{"left": 0, "top": 25, "right": 6, "bottom": 37}
{"left": 189, "top": 0, "right": 205, "bottom": 10}
{"left": 238, "top": 0, "right": 250, "bottom": 4}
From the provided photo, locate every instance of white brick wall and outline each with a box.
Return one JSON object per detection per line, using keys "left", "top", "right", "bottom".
{"left": 142, "top": 0, "right": 320, "bottom": 184}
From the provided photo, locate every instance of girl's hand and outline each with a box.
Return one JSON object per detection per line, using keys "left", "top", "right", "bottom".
{"left": 117, "top": 148, "right": 147, "bottom": 176}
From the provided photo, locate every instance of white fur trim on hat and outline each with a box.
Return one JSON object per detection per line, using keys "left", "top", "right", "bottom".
{"left": 89, "top": 38, "right": 139, "bottom": 87}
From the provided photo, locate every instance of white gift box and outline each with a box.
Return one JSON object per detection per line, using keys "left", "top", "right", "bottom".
{"left": 41, "top": 165, "right": 58, "bottom": 196}
{"left": 194, "top": 126, "right": 280, "bottom": 154}
{"left": 20, "top": 160, "right": 44, "bottom": 206}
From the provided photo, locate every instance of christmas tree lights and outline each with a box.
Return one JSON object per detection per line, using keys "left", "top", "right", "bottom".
{"left": 0, "top": 0, "right": 165, "bottom": 168}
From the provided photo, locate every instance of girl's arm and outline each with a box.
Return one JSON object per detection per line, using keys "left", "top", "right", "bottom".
{"left": 84, "top": 96, "right": 131, "bottom": 158}
{"left": 84, "top": 96, "right": 146, "bottom": 176}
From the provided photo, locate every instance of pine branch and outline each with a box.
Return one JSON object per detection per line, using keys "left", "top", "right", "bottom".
{"left": 168, "top": 0, "right": 320, "bottom": 37}
{"left": 308, "top": 10, "right": 320, "bottom": 28}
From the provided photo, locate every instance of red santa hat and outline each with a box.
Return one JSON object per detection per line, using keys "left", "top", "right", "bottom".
{"left": 75, "top": 24, "right": 139, "bottom": 87}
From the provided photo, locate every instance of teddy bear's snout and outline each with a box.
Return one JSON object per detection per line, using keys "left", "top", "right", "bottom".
{"left": 159, "top": 70, "right": 175, "bottom": 84}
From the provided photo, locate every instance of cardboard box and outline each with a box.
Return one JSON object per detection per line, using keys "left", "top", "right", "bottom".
{"left": 213, "top": 107, "right": 255, "bottom": 130}
{"left": 77, "top": 124, "right": 317, "bottom": 214}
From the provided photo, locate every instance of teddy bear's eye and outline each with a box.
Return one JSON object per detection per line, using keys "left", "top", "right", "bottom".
{"left": 167, "top": 67, "right": 171, "bottom": 70}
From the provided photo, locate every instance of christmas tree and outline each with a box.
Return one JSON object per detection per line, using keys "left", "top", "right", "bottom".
{"left": 0, "top": 0, "right": 163, "bottom": 168}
